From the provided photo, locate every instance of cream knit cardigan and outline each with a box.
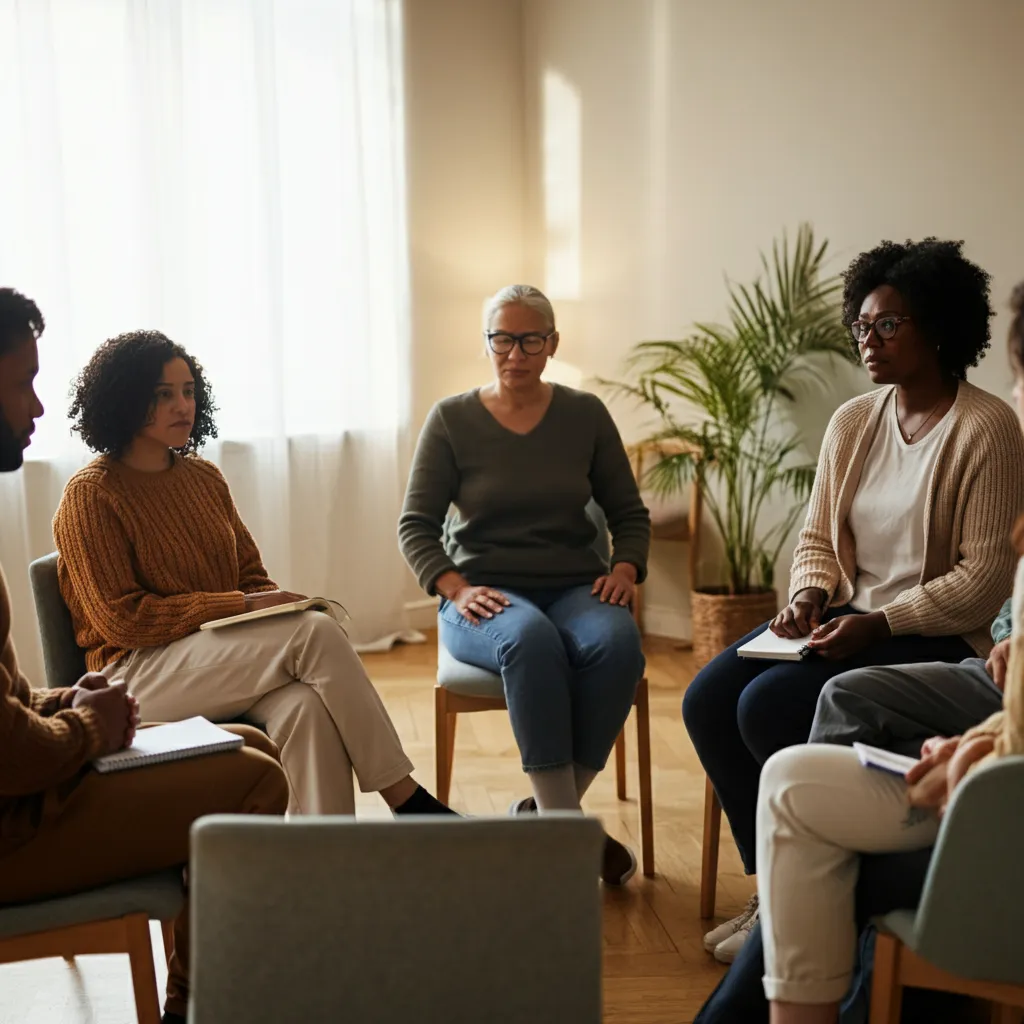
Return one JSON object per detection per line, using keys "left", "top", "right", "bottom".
{"left": 788, "top": 381, "right": 1024, "bottom": 656}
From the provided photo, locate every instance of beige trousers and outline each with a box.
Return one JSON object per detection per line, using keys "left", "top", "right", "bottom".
{"left": 103, "top": 611, "right": 414, "bottom": 815}
{"left": 756, "top": 744, "right": 940, "bottom": 1004}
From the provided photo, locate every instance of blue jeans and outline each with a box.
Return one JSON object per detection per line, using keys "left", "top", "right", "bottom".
{"left": 681, "top": 607, "right": 973, "bottom": 873}
{"left": 439, "top": 585, "right": 644, "bottom": 771}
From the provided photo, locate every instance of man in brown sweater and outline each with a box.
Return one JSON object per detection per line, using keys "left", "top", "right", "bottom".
{"left": 0, "top": 288, "right": 289, "bottom": 1024}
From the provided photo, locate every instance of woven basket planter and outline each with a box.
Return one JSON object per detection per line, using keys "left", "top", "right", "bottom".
{"left": 691, "top": 588, "right": 779, "bottom": 670}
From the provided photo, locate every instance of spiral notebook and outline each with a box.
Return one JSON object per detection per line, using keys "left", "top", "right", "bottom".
{"left": 736, "top": 627, "right": 812, "bottom": 662}
{"left": 93, "top": 717, "right": 244, "bottom": 774}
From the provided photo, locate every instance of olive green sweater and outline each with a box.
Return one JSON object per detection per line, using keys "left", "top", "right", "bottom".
{"left": 399, "top": 385, "right": 650, "bottom": 594}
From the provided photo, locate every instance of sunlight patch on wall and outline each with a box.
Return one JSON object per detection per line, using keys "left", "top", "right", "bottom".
{"left": 542, "top": 69, "right": 582, "bottom": 301}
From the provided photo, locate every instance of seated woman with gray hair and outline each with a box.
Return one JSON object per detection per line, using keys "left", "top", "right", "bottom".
{"left": 399, "top": 284, "right": 651, "bottom": 884}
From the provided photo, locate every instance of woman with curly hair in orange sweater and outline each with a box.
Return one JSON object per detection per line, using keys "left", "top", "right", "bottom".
{"left": 54, "top": 330, "right": 453, "bottom": 818}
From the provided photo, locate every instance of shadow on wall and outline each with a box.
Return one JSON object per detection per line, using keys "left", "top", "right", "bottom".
{"left": 768, "top": 356, "right": 868, "bottom": 600}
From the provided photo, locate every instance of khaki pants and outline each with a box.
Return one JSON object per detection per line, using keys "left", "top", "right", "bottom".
{"left": 104, "top": 610, "right": 414, "bottom": 814}
{"left": 0, "top": 726, "right": 288, "bottom": 1017}
{"left": 757, "top": 744, "right": 940, "bottom": 1004}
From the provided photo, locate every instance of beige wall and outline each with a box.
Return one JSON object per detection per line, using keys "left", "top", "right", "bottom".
{"left": 404, "top": 0, "right": 527, "bottom": 431}
{"left": 404, "top": 0, "right": 1024, "bottom": 635}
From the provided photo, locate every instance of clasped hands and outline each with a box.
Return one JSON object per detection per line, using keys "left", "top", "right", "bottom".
{"left": 60, "top": 673, "right": 141, "bottom": 755}
{"left": 770, "top": 588, "right": 891, "bottom": 659}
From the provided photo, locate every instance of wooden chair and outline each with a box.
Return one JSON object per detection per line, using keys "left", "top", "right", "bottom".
{"left": 0, "top": 871, "right": 184, "bottom": 1024}
{"left": 434, "top": 644, "right": 654, "bottom": 877}
{"left": 625, "top": 445, "right": 722, "bottom": 912}
{"left": 869, "top": 756, "right": 1024, "bottom": 1023}
{"left": 700, "top": 780, "right": 723, "bottom": 918}
{"left": 626, "top": 439, "right": 703, "bottom": 642}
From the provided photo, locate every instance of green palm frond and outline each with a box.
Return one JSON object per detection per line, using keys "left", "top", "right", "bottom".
{"left": 603, "top": 224, "right": 848, "bottom": 594}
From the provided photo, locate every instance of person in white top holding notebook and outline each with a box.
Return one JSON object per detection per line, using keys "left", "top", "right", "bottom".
{"left": 684, "top": 239, "right": 1024, "bottom": 966}
{"left": 53, "top": 331, "right": 454, "bottom": 820}
{"left": 748, "top": 280, "right": 1024, "bottom": 1024}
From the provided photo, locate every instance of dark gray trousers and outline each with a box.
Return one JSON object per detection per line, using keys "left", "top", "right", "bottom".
{"left": 809, "top": 657, "right": 1004, "bottom": 758}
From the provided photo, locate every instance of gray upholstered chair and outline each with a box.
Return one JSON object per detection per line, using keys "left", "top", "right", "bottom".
{"left": 0, "top": 870, "right": 183, "bottom": 1024}
{"left": 870, "top": 755, "right": 1024, "bottom": 1023}
{"left": 23, "top": 553, "right": 184, "bottom": 1017}
{"left": 28, "top": 552, "right": 86, "bottom": 689}
{"left": 189, "top": 814, "right": 604, "bottom": 1023}
{"left": 434, "top": 503, "right": 654, "bottom": 877}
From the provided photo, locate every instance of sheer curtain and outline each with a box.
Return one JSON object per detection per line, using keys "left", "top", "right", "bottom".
{"left": 0, "top": 0, "right": 415, "bottom": 682}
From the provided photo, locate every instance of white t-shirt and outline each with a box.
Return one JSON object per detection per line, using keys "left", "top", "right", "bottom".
{"left": 848, "top": 392, "right": 953, "bottom": 613}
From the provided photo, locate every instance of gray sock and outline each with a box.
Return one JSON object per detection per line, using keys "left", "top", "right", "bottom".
{"left": 574, "top": 765, "right": 598, "bottom": 799}
{"left": 528, "top": 764, "right": 582, "bottom": 812}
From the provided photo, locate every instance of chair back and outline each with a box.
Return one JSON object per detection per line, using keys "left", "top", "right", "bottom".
{"left": 28, "top": 552, "right": 86, "bottom": 689}
{"left": 189, "top": 815, "right": 604, "bottom": 1023}
{"left": 902, "top": 754, "right": 1024, "bottom": 984}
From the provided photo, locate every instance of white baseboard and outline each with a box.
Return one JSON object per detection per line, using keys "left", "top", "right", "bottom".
{"left": 641, "top": 603, "right": 692, "bottom": 642}
{"left": 405, "top": 596, "right": 439, "bottom": 631}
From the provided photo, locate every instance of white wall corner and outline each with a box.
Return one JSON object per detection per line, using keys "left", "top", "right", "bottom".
{"left": 641, "top": 603, "right": 692, "bottom": 642}
{"left": 405, "top": 596, "right": 440, "bottom": 631}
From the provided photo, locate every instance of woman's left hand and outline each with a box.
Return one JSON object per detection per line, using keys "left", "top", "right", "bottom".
{"left": 944, "top": 735, "right": 996, "bottom": 810}
{"left": 804, "top": 611, "right": 891, "bottom": 660}
{"left": 592, "top": 562, "right": 637, "bottom": 607}
{"left": 908, "top": 735, "right": 996, "bottom": 816}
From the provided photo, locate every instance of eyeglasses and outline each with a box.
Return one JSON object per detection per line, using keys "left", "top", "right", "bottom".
{"left": 850, "top": 315, "right": 912, "bottom": 343}
{"left": 485, "top": 330, "right": 555, "bottom": 355}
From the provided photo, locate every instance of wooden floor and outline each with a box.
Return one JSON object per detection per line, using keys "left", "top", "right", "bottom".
{"left": 0, "top": 634, "right": 752, "bottom": 1024}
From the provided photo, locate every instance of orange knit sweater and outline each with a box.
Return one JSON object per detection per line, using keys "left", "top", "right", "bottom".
{"left": 53, "top": 455, "right": 279, "bottom": 672}
{"left": 0, "top": 565, "right": 106, "bottom": 855}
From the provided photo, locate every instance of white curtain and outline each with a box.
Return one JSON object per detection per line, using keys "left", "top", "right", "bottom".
{"left": 0, "top": 0, "right": 414, "bottom": 683}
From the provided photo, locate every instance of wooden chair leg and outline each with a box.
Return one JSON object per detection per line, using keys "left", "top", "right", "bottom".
{"left": 161, "top": 920, "right": 175, "bottom": 966}
{"left": 446, "top": 713, "right": 457, "bottom": 785}
{"left": 700, "top": 776, "right": 722, "bottom": 919}
{"left": 434, "top": 687, "right": 452, "bottom": 805}
{"left": 124, "top": 913, "right": 162, "bottom": 1024}
{"left": 868, "top": 931, "right": 903, "bottom": 1024}
{"left": 614, "top": 729, "right": 627, "bottom": 800}
{"left": 635, "top": 679, "right": 654, "bottom": 878}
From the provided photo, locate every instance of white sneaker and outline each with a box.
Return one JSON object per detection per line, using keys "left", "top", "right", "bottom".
{"left": 703, "top": 894, "right": 758, "bottom": 953}
{"left": 713, "top": 904, "right": 759, "bottom": 964}
{"left": 508, "top": 796, "right": 537, "bottom": 815}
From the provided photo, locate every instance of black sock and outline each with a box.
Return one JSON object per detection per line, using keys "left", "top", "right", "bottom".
{"left": 393, "top": 784, "right": 458, "bottom": 817}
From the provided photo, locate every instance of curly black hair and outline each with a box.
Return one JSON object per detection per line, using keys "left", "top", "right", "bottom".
{"left": 1010, "top": 282, "right": 1024, "bottom": 371}
{"left": 0, "top": 288, "right": 45, "bottom": 356}
{"left": 69, "top": 330, "right": 218, "bottom": 456}
{"left": 841, "top": 239, "right": 992, "bottom": 381}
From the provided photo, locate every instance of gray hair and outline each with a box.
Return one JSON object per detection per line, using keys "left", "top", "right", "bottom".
{"left": 481, "top": 284, "right": 556, "bottom": 332}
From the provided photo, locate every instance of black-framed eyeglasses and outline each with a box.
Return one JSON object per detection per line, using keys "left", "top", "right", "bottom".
{"left": 850, "top": 315, "right": 912, "bottom": 343}
{"left": 484, "top": 330, "right": 555, "bottom": 355}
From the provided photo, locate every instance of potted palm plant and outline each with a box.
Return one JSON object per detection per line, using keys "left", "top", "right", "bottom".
{"left": 604, "top": 225, "right": 858, "bottom": 667}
